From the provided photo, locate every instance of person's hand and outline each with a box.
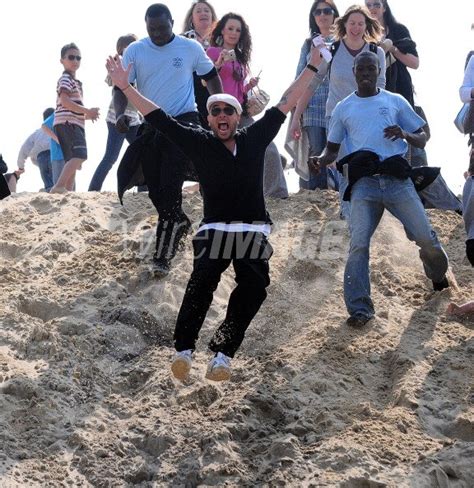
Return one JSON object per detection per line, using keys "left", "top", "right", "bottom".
{"left": 308, "top": 156, "right": 321, "bottom": 174}
{"left": 116, "top": 114, "right": 131, "bottom": 133}
{"left": 86, "top": 107, "right": 100, "bottom": 122}
{"left": 289, "top": 116, "right": 302, "bottom": 140}
{"left": 215, "top": 50, "right": 228, "bottom": 69}
{"left": 384, "top": 125, "right": 406, "bottom": 141}
{"left": 308, "top": 44, "right": 323, "bottom": 67}
{"left": 106, "top": 55, "right": 132, "bottom": 90}
{"left": 16, "top": 168, "right": 25, "bottom": 175}
{"left": 379, "top": 38, "right": 393, "bottom": 54}
{"left": 247, "top": 77, "right": 259, "bottom": 89}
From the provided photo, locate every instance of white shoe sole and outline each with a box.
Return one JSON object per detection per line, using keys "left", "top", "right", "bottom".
{"left": 205, "top": 365, "right": 231, "bottom": 382}
{"left": 171, "top": 358, "right": 191, "bottom": 381}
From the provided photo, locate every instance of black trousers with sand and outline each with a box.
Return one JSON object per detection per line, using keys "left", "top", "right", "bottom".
{"left": 140, "top": 114, "right": 199, "bottom": 262}
{"left": 174, "top": 229, "right": 273, "bottom": 358}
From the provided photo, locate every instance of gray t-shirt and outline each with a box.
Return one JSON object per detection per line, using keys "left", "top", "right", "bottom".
{"left": 311, "top": 41, "right": 386, "bottom": 117}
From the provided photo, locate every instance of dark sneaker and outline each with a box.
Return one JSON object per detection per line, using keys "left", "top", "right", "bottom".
{"left": 152, "top": 257, "right": 170, "bottom": 277}
{"left": 432, "top": 277, "right": 450, "bottom": 291}
{"left": 346, "top": 314, "right": 371, "bottom": 328}
{"left": 466, "top": 239, "right": 474, "bottom": 266}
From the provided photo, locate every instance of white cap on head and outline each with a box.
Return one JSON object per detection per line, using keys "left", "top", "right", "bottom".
{"left": 206, "top": 94, "right": 243, "bottom": 115}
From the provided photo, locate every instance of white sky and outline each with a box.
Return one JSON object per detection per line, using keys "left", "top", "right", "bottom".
{"left": 0, "top": 0, "right": 473, "bottom": 195}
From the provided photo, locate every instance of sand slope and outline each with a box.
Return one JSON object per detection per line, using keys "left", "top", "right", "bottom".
{"left": 0, "top": 190, "right": 472, "bottom": 487}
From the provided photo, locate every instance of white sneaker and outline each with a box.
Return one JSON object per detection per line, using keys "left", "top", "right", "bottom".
{"left": 205, "top": 352, "right": 231, "bottom": 382}
{"left": 171, "top": 349, "right": 192, "bottom": 381}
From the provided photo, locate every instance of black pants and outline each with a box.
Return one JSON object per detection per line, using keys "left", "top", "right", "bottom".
{"left": 174, "top": 230, "right": 273, "bottom": 357}
{"left": 140, "top": 114, "right": 199, "bottom": 261}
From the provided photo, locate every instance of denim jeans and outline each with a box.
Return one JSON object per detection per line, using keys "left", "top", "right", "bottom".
{"left": 463, "top": 176, "right": 474, "bottom": 240}
{"left": 344, "top": 176, "right": 449, "bottom": 318}
{"left": 88, "top": 122, "right": 139, "bottom": 191}
{"left": 36, "top": 150, "right": 53, "bottom": 191}
{"left": 300, "top": 126, "right": 327, "bottom": 190}
{"left": 51, "top": 159, "right": 65, "bottom": 185}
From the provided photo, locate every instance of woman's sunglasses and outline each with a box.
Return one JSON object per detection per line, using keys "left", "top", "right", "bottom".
{"left": 314, "top": 7, "right": 334, "bottom": 16}
{"left": 366, "top": 2, "right": 382, "bottom": 9}
{"left": 67, "top": 55, "right": 82, "bottom": 61}
{"left": 210, "top": 106, "right": 236, "bottom": 116}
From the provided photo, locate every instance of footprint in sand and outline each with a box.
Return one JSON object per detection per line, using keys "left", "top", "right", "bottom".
{"left": 28, "top": 196, "right": 59, "bottom": 215}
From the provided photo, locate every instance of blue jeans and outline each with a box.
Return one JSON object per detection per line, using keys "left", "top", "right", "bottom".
{"left": 88, "top": 122, "right": 139, "bottom": 191}
{"left": 299, "top": 125, "right": 340, "bottom": 191}
{"left": 344, "top": 176, "right": 449, "bottom": 318}
{"left": 463, "top": 176, "right": 474, "bottom": 240}
{"left": 37, "top": 150, "right": 53, "bottom": 191}
{"left": 51, "top": 159, "right": 65, "bottom": 185}
{"left": 300, "top": 126, "right": 327, "bottom": 190}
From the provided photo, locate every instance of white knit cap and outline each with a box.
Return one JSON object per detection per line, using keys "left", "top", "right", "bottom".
{"left": 206, "top": 94, "right": 243, "bottom": 115}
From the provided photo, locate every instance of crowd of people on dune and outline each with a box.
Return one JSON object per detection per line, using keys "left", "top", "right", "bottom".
{"left": 1, "top": 1, "right": 473, "bottom": 382}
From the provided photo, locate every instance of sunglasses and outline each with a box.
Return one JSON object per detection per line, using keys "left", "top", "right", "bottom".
{"left": 210, "top": 106, "right": 236, "bottom": 116}
{"left": 67, "top": 54, "right": 82, "bottom": 61}
{"left": 366, "top": 2, "right": 382, "bottom": 8}
{"left": 314, "top": 7, "right": 334, "bottom": 16}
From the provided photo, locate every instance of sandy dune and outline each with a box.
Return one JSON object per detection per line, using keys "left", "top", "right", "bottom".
{"left": 0, "top": 190, "right": 472, "bottom": 487}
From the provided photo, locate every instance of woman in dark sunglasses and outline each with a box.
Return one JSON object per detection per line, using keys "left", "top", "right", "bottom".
{"left": 365, "top": 0, "right": 419, "bottom": 107}
{"left": 291, "top": 0, "right": 340, "bottom": 191}
{"left": 289, "top": 5, "right": 385, "bottom": 220}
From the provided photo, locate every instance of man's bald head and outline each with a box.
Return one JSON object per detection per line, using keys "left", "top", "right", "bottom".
{"left": 353, "top": 51, "right": 380, "bottom": 69}
{"left": 353, "top": 50, "right": 381, "bottom": 95}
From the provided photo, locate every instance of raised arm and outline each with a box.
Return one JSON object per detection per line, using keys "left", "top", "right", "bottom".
{"left": 275, "top": 46, "right": 325, "bottom": 115}
{"left": 106, "top": 56, "right": 159, "bottom": 117}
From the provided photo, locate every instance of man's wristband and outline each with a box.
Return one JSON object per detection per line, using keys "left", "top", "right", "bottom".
{"left": 306, "top": 64, "right": 318, "bottom": 74}
{"left": 121, "top": 84, "right": 132, "bottom": 92}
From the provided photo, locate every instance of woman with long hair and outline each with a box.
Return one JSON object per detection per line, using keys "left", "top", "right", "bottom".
{"left": 290, "top": 5, "right": 385, "bottom": 218}
{"left": 182, "top": 1, "right": 218, "bottom": 127}
{"left": 208, "top": 12, "right": 288, "bottom": 198}
{"left": 207, "top": 13, "right": 258, "bottom": 108}
{"left": 365, "top": 0, "right": 419, "bottom": 107}
{"left": 293, "top": 0, "right": 340, "bottom": 190}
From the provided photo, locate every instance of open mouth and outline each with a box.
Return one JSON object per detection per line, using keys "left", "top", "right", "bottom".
{"left": 218, "top": 122, "right": 229, "bottom": 133}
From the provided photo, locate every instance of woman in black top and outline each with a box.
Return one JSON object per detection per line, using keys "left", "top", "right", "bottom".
{"left": 365, "top": 0, "right": 419, "bottom": 106}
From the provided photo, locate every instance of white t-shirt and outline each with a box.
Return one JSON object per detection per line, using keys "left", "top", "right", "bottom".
{"left": 123, "top": 35, "right": 214, "bottom": 117}
{"left": 328, "top": 89, "right": 425, "bottom": 161}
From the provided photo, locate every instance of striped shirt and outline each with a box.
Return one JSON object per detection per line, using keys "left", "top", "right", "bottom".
{"left": 54, "top": 71, "right": 85, "bottom": 128}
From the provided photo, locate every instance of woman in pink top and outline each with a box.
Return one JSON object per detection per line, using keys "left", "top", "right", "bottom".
{"left": 207, "top": 12, "right": 289, "bottom": 199}
{"left": 207, "top": 13, "right": 258, "bottom": 108}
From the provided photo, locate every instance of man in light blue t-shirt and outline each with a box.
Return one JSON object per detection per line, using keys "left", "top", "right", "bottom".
{"left": 312, "top": 52, "right": 449, "bottom": 327}
{"left": 114, "top": 3, "right": 223, "bottom": 276}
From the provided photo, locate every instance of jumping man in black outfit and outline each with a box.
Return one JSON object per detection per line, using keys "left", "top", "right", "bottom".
{"left": 106, "top": 46, "right": 322, "bottom": 382}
